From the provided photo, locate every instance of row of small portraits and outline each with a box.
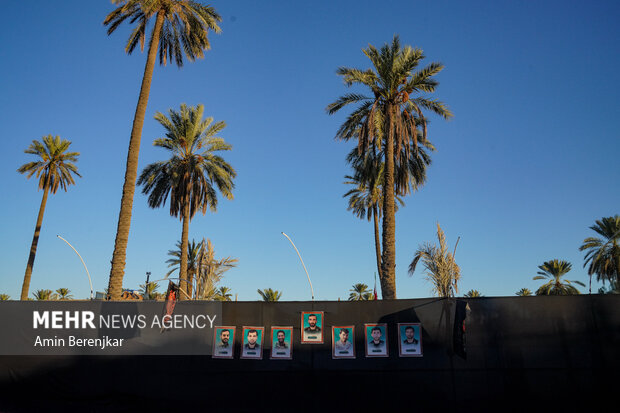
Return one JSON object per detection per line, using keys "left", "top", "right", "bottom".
{"left": 213, "top": 312, "right": 422, "bottom": 360}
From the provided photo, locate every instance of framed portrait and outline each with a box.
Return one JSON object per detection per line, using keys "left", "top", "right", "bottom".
{"left": 240, "top": 326, "right": 264, "bottom": 359}
{"left": 364, "top": 323, "right": 388, "bottom": 357}
{"left": 212, "top": 326, "right": 235, "bottom": 359}
{"left": 270, "top": 326, "right": 293, "bottom": 360}
{"left": 332, "top": 326, "right": 355, "bottom": 359}
{"left": 398, "top": 323, "right": 423, "bottom": 357}
{"left": 301, "top": 311, "right": 324, "bottom": 344}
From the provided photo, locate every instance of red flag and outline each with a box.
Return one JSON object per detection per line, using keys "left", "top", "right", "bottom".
{"left": 373, "top": 287, "right": 378, "bottom": 300}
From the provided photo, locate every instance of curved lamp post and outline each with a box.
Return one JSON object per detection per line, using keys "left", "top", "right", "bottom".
{"left": 56, "top": 235, "right": 93, "bottom": 300}
{"left": 281, "top": 232, "right": 314, "bottom": 300}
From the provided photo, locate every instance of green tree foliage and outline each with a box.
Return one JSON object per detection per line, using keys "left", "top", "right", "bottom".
{"left": 408, "top": 222, "right": 461, "bottom": 298}
{"left": 165, "top": 239, "right": 202, "bottom": 297}
{"left": 104, "top": 0, "right": 222, "bottom": 300}
{"left": 464, "top": 289, "right": 482, "bottom": 298}
{"left": 214, "top": 286, "right": 233, "bottom": 301}
{"left": 257, "top": 288, "right": 282, "bottom": 302}
{"left": 516, "top": 288, "right": 533, "bottom": 296}
{"left": 55, "top": 288, "right": 73, "bottom": 300}
{"left": 348, "top": 283, "right": 373, "bottom": 301}
{"left": 0, "top": 294, "right": 10, "bottom": 301}
{"left": 533, "top": 259, "right": 585, "bottom": 296}
{"left": 138, "top": 104, "right": 235, "bottom": 299}
{"left": 33, "top": 289, "right": 56, "bottom": 301}
{"left": 138, "top": 282, "right": 160, "bottom": 300}
{"left": 579, "top": 215, "right": 620, "bottom": 292}
{"left": 194, "top": 239, "right": 238, "bottom": 300}
{"left": 328, "top": 35, "right": 452, "bottom": 298}
{"left": 17, "top": 135, "right": 80, "bottom": 300}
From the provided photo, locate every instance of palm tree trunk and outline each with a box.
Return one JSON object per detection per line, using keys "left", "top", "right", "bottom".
{"left": 381, "top": 103, "right": 397, "bottom": 299}
{"left": 20, "top": 181, "right": 50, "bottom": 300}
{"left": 179, "top": 188, "right": 191, "bottom": 300}
{"left": 373, "top": 205, "right": 383, "bottom": 281}
{"left": 107, "top": 11, "right": 165, "bottom": 301}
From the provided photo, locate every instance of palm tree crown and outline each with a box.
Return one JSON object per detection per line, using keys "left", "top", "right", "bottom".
{"left": 258, "top": 288, "right": 282, "bottom": 302}
{"left": 104, "top": 1, "right": 222, "bottom": 300}
{"left": 348, "top": 283, "right": 373, "bottom": 301}
{"left": 533, "top": 259, "right": 585, "bottom": 296}
{"left": 104, "top": 0, "right": 221, "bottom": 67}
{"left": 328, "top": 35, "right": 452, "bottom": 299}
{"left": 408, "top": 222, "right": 461, "bottom": 298}
{"left": 579, "top": 215, "right": 620, "bottom": 291}
{"left": 18, "top": 136, "right": 81, "bottom": 194}
{"left": 18, "top": 135, "right": 80, "bottom": 300}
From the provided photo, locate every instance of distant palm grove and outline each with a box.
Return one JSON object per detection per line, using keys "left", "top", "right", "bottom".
{"left": 7, "top": 1, "right": 619, "bottom": 302}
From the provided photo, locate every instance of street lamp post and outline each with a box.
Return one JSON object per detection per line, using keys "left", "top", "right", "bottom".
{"left": 281, "top": 232, "right": 314, "bottom": 300}
{"left": 56, "top": 235, "right": 94, "bottom": 300}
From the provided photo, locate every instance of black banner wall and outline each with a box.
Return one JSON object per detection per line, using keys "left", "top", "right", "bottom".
{"left": 0, "top": 295, "right": 617, "bottom": 411}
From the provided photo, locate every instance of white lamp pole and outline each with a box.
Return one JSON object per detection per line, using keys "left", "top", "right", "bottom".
{"left": 281, "top": 232, "right": 314, "bottom": 300}
{"left": 57, "top": 235, "right": 94, "bottom": 300}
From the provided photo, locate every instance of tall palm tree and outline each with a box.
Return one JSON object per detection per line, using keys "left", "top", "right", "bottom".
{"left": 408, "top": 222, "right": 461, "bottom": 298}
{"left": 138, "top": 104, "right": 235, "bottom": 299}
{"left": 258, "top": 288, "right": 282, "bottom": 302}
{"left": 214, "top": 286, "right": 233, "bottom": 301}
{"left": 104, "top": 0, "right": 222, "bottom": 300}
{"left": 533, "top": 259, "right": 585, "bottom": 296}
{"left": 516, "top": 288, "right": 533, "bottom": 296}
{"left": 579, "top": 215, "right": 620, "bottom": 292}
{"left": 348, "top": 283, "right": 373, "bottom": 301}
{"left": 17, "top": 135, "right": 81, "bottom": 300}
{"left": 328, "top": 35, "right": 452, "bottom": 298}
{"left": 55, "top": 288, "right": 73, "bottom": 300}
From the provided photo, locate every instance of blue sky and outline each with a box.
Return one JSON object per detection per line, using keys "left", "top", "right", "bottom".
{"left": 1, "top": 0, "right": 618, "bottom": 300}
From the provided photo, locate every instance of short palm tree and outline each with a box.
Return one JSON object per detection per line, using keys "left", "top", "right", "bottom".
{"left": 33, "top": 289, "right": 56, "bottom": 301}
{"left": 214, "top": 286, "right": 233, "bottom": 301}
{"left": 0, "top": 294, "right": 10, "bottom": 301}
{"left": 408, "top": 222, "right": 461, "bottom": 298}
{"left": 328, "top": 35, "right": 452, "bottom": 298}
{"left": 464, "top": 289, "right": 482, "bottom": 298}
{"left": 579, "top": 215, "right": 620, "bottom": 292}
{"left": 348, "top": 283, "right": 373, "bottom": 301}
{"left": 104, "top": 0, "right": 222, "bottom": 300}
{"left": 138, "top": 281, "right": 160, "bottom": 300}
{"left": 533, "top": 259, "right": 585, "bottom": 296}
{"left": 17, "top": 135, "right": 81, "bottom": 300}
{"left": 194, "top": 238, "right": 237, "bottom": 300}
{"left": 258, "top": 288, "right": 282, "bottom": 302}
{"left": 138, "top": 104, "right": 236, "bottom": 299}
{"left": 55, "top": 288, "right": 73, "bottom": 300}
{"left": 516, "top": 288, "right": 533, "bottom": 296}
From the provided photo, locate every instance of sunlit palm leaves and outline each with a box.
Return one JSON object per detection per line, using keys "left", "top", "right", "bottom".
{"left": 408, "top": 222, "right": 461, "bottom": 298}
{"left": 257, "top": 288, "right": 282, "bottom": 302}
